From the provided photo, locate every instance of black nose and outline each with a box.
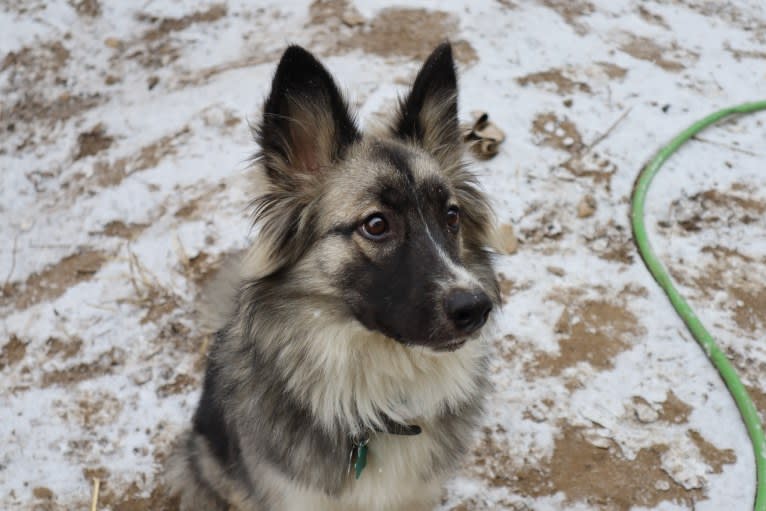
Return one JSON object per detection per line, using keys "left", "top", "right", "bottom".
{"left": 444, "top": 289, "right": 492, "bottom": 334}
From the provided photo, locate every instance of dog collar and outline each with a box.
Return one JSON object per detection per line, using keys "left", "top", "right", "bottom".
{"left": 351, "top": 416, "right": 421, "bottom": 479}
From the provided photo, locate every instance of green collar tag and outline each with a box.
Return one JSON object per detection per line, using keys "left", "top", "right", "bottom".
{"left": 354, "top": 443, "right": 368, "bottom": 480}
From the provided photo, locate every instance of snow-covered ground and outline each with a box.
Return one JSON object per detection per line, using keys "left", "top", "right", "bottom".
{"left": 2, "top": 0, "right": 765, "bottom": 509}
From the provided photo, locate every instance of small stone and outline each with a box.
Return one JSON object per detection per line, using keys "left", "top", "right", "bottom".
{"left": 563, "top": 98, "right": 573, "bottom": 108}
{"left": 130, "top": 367, "right": 153, "bottom": 386}
{"left": 147, "top": 76, "right": 159, "bottom": 90}
{"left": 497, "top": 224, "right": 518, "bottom": 254}
{"left": 655, "top": 479, "right": 671, "bottom": 491}
{"left": 104, "top": 75, "right": 120, "bottom": 85}
{"left": 577, "top": 195, "right": 597, "bottom": 218}
{"left": 543, "top": 222, "right": 562, "bottom": 239}
{"left": 104, "top": 37, "right": 121, "bottom": 49}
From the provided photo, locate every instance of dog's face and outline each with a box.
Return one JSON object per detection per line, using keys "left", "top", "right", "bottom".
{"left": 251, "top": 43, "right": 498, "bottom": 351}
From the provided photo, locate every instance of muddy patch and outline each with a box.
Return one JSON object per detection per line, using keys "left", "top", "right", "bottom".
{"left": 663, "top": 188, "right": 766, "bottom": 233}
{"left": 531, "top": 294, "right": 643, "bottom": 376}
{"left": 1, "top": 41, "right": 70, "bottom": 81}
{"left": 0, "top": 335, "right": 27, "bottom": 370}
{"left": 597, "top": 61, "right": 628, "bottom": 80}
{"left": 618, "top": 33, "right": 697, "bottom": 72}
{"left": 517, "top": 68, "right": 591, "bottom": 95}
{"left": 725, "top": 43, "right": 766, "bottom": 61}
{"left": 584, "top": 220, "right": 634, "bottom": 264}
{"left": 96, "top": 220, "right": 149, "bottom": 240}
{"left": 310, "top": 2, "right": 478, "bottom": 65}
{"left": 74, "top": 392, "right": 123, "bottom": 427}
{"left": 469, "top": 423, "right": 703, "bottom": 509}
{"left": 532, "top": 112, "right": 584, "bottom": 154}
{"left": 99, "top": 481, "right": 179, "bottom": 511}
{"left": 74, "top": 124, "right": 114, "bottom": 160}
{"left": 637, "top": 5, "right": 670, "bottom": 29}
{"left": 157, "top": 373, "right": 197, "bottom": 397}
{"left": 1, "top": 249, "right": 109, "bottom": 311}
{"left": 41, "top": 347, "right": 125, "bottom": 387}
{"left": 537, "top": 0, "right": 594, "bottom": 35}
{"left": 45, "top": 336, "right": 83, "bottom": 360}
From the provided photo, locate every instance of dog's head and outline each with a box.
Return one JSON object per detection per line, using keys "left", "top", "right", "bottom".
{"left": 248, "top": 43, "right": 498, "bottom": 351}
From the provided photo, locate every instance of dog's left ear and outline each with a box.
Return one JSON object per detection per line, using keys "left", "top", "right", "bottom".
{"left": 392, "top": 43, "right": 461, "bottom": 166}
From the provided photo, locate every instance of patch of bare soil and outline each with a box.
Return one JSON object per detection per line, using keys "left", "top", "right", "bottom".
{"left": 0, "top": 335, "right": 26, "bottom": 370}
{"left": 96, "top": 220, "right": 149, "bottom": 240}
{"left": 74, "top": 124, "right": 114, "bottom": 160}
{"left": 596, "top": 61, "right": 628, "bottom": 80}
{"left": 537, "top": 0, "right": 594, "bottom": 35}
{"left": 725, "top": 43, "right": 766, "bottom": 61}
{"left": 1, "top": 41, "right": 70, "bottom": 81}
{"left": 99, "top": 481, "right": 179, "bottom": 511}
{"left": 74, "top": 392, "right": 123, "bottom": 427}
{"left": 532, "top": 112, "right": 584, "bottom": 154}
{"left": 469, "top": 423, "right": 704, "bottom": 510}
{"left": 517, "top": 68, "right": 591, "bottom": 95}
{"left": 584, "top": 220, "right": 634, "bottom": 264}
{"left": 65, "top": 126, "right": 190, "bottom": 197}
{"left": 531, "top": 294, "right": 643, "bottom": 377}
{"left": 637, "top": 5, "right": 670, "bottom": 29}
{"left": 1, "top": 249, "right": 108, "bottom": 311}
{"left": 105, "top": 4, "right": 227, "bottom": 70}
{"left": 157, "top": 373, "right": 197, "bottom": 397}
{"left": 45, "top": 336, "right": 83, "bottom": 359}
{"left": 3, "top": 93, "right": 102, "bottom": 134}
{"left": 309, "top": 1, "right": 478, "bottom": 65}
{"left": 41, "top": 347, "right": 125, "bottom": 387}
{"left": 687, "top": 430, "right": 736, "bottom": 472}
{"left": 618, "top": 33, "right": 698, "bottom": 72}
{"left": 664, "top": 189, "right": 765, "bottom": 233}
{"left": 68, "top": 0, "right": 100, "bottom": 17}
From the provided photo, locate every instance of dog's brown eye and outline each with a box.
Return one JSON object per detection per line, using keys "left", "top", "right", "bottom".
{"left": 361, "top": 214, "right": 388, "bottom": 240}
{"left": 446, "top": 206, "right": 460, "bottom": 231}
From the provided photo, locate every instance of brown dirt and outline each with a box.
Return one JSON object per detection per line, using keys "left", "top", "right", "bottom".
{"left": 1, "top": 249, "right": 109, "bottom": 311}
{"left": 3, "top": 93, "right": 102, "bottom": 132}
{"left": 731, "top": 285, "right": 766, "bottom": 333}
{"left": 725, "top": 43, "right": 766, "bottom": 61}
{"left": 517, "top": 68, "right": 591, "bottom": 95}
{"left": 75, "top": 392, "right": 123, "bottom": 427}
{"left": 469, "top": 423, "right": 704, "bottom": 510}
{"left": 746, "top": 385, "right": 766, "bottom": 428}
{"left": 618, "top": 34, "right": 696, "bottom": 72}
{"left": 74, "top": 124, "right": 114, "bottom": 160}
{"left": 637, "top": 6, "right": 670, "bottom": 29}
{"left": 41, "top": 347, "right": 125, "bottom": 387}
{"left": 157, "top": 373, "right": 197, "bottom": 397}
{"left": 310, "top": 2, "right": 478, "bottom": 66}
{"left": 33, "top": 486, "right": 54, "bottom": 500}
{"left": 1, "top": 41, "right": 70, "bottom": 80}
{"left": 660, "top": 391, "right": 694, "bottom": 424}
{"left": 597, "top": 61, "right": 628, "bottom": 80}
{"left": 97, "top": 220, "right": 149, "bottom": 240}
{"left": 99, "top": 481, "right": 180, "bottom": 511}
{"left": 531, "top": 112, "right": 584, "bottom": 154}
{"left": 0, "top": 335, "right": 26, "bottom": 370}
{"left": 584, "top": 221, "right": 634, "bottom": 264}
{"left": 45, "top": 337, "right": 83, "bottom": 359}
{"left": 532, "top": 296, "right": 643, "bottom": 376}
{"left": 688, "top": 430, "right": 736, "bottom": 473}
{"left": 68, "top": 0, "right": 100, "bottom": 17}
{"left": 537, "top": 0, "right": 594, "bottom": 35}
{"left": 138, "top": 4, "right": 227, "bottom": 42}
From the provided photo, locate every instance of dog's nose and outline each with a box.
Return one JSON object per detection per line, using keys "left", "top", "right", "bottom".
{"left": 444, "top": 289, "right": 492, "bottom": 334}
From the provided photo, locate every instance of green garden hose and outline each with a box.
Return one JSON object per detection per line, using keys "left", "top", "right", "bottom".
{"left": 631, "top": 100, "right": 766, "bottom": 510}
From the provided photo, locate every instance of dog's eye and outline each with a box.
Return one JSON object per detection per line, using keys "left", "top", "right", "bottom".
{"left": 446, "top": 206, "right": 460, "bottom": 231}
{"left": 360, "top": 214, "right": 389, "bottom": 240}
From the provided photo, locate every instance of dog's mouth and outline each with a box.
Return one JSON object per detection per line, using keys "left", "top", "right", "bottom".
{"left": 431, "top": 337, "right": 469, "bottom": 353}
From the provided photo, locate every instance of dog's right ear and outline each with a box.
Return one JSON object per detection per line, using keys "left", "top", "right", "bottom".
{"left": 255, "top": 45, "right": 360, "bottom": 186}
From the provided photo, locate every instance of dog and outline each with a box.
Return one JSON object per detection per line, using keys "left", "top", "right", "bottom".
{"left": 168, "top": 42, "right": 499, "bottom": 511}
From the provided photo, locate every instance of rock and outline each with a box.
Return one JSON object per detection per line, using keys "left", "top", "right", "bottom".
{"left": 341, "top": 8, "right": 365, "bottom": 27}
{"left": 633, "top": 402, "right": 659, "bottom": 423}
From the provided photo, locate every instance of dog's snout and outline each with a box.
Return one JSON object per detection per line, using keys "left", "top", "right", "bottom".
{"left": 444, "top": 290, "right": 492, "bottom": 334}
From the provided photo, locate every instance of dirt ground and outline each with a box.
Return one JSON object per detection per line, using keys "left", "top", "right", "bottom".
{"left": 2, "top": 1, "right": 766, "bottom": 510}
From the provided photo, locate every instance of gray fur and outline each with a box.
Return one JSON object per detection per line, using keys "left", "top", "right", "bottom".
{"left": 167, "top": 43, "right": 498, "bottom": 511}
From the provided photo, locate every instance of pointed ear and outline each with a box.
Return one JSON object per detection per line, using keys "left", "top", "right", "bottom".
{"left": 256, "top": 45, "right": 360, "bottom": 185}
{"left": 392, "top": 42, "right": 460, "bottom": 165}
